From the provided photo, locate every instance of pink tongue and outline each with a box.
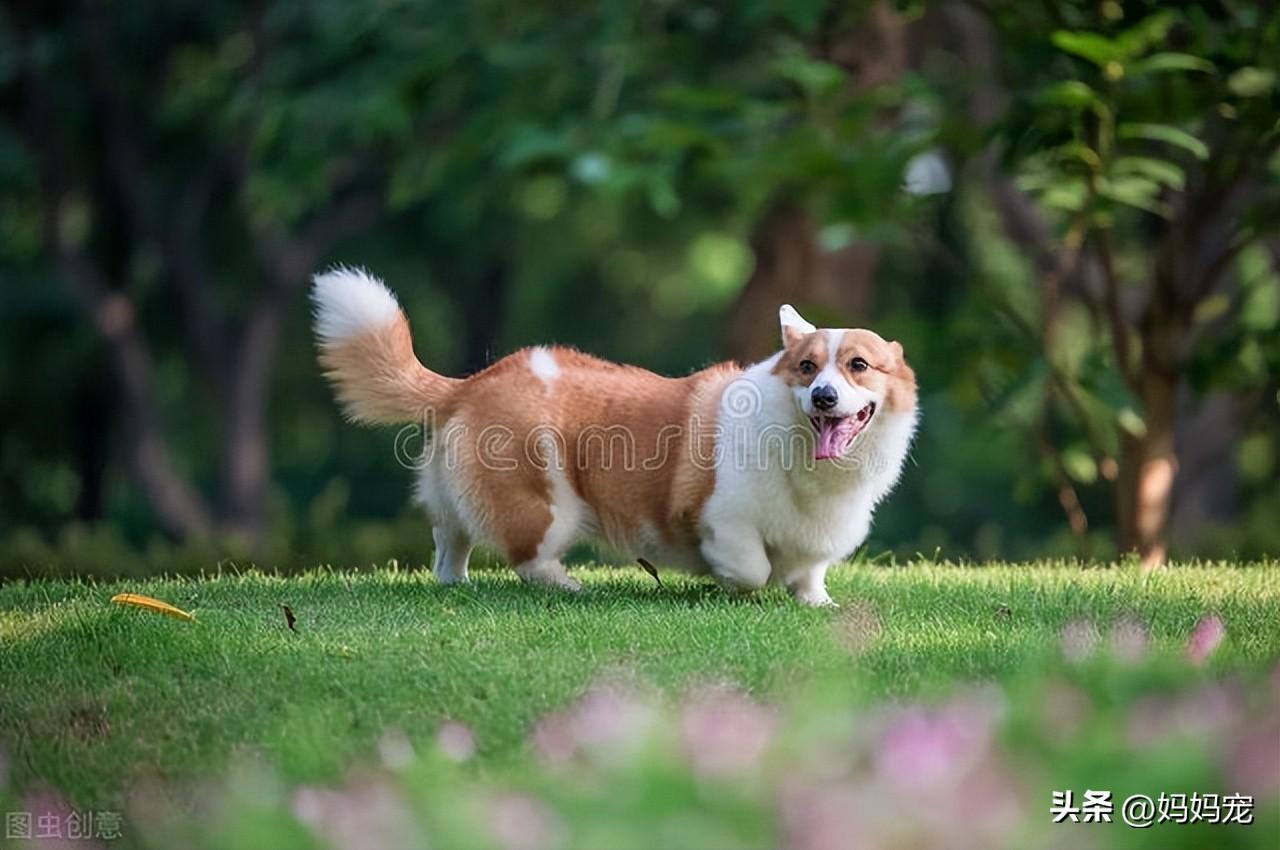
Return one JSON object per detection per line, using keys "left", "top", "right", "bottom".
{"left": 815, "top": 417, "right": 858, "bottom": 460}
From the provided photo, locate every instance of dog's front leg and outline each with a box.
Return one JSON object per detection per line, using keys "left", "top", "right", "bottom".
{"left": 700, "top": 526, "right": 772, "bottom": 595}
{"left": 786, "top": 562, "right": 837, "bottom": 607}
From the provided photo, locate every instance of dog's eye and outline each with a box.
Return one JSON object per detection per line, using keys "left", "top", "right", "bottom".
{"left": 799, "top": 359, "right": 817, "bottom": 376}
{"left": 848, "top": 357, "right": 869, "bottom": 372}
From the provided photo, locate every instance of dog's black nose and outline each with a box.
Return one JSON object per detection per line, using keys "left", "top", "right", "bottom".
{"left": 811, "top": 384, "right": 838, "bottom": 411}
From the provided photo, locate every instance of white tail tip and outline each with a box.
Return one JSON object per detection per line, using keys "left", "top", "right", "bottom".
{"left": 311, "top": 266, "right": 402, "bottom": 344}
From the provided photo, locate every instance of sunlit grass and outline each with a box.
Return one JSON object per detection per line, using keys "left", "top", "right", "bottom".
{"left": 0, "top": 561, "right": 1277, "bottom": 817}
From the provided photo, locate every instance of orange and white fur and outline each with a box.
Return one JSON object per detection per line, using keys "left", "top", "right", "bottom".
{"left": 312, "top": 267, "right": 917, "bottom": 605}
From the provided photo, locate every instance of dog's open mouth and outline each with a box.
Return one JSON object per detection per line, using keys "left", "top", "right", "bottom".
{"left": 810, "top": 402, "right": 876, "bottom": 460}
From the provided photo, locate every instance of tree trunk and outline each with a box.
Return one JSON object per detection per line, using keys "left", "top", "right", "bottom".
{"left": 1116, "top": 370, "right": 1178, "bottom": 570}
{"left": 724, "top": 1, "right": 907, "bottom": 361}
{"left": 1169, "top": 390, "right": 1241, "bottom": 549}
{"left": 726, "top": 200, "right": 879, "bottom": 360}
{"left": 1115, "top": 263, "right": 1190, "bottom": 569}
{"left": 218, "top": 299, "right": 282, "bottom": 544}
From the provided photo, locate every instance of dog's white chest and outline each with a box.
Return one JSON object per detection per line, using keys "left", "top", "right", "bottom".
{"left": 700, "top": 364, "right": 915, "bottom": 577}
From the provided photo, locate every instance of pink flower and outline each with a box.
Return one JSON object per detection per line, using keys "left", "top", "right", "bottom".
{"left": 1126, "top": 684, "right": 1240, "bottom": 749}
{"left": 1039, "top": 681, "right": 1093, "bottom": 746}
{"left": 1109, "top": 617, "right": 1149, "bottom": 664}
{"left": 19, "top": 789, "right": 90, "bottom": 850}
{"left": 680, "top": 687, "right": 777, "bottom": 777}
{"left": 572, "top": 685, "right": 652, "bottom": 749}
{"left": 531, "top": 712, "right": 577, "bottom": 766}
{"left": 377, "top": 728, "right": 415, "bottom": 770}
{"left": 531, "top": 683, "right": 655, "bottom": 766}
{"left": 1186, "top": 615, "right": 1226, "bottom": 664}
{"left": 874, "top": 697, "right": 998, "bottom": 790}
{"left": 489, "top": 794, "right": 565, "bottom": 850}
{"left": 1059, "top": 619, "right": 1100, "bottom": 663}
{"left": 436, "top": 720, "right": 476, "bottom": 763}
{"left": 779, "top": 781, "right": 876, "bottom": 850}
{"left": 1228, "top": 718, "right": 1280, "bottom": 798}
{"left": 292, "top": 779, "right": 419, "bottom": 850}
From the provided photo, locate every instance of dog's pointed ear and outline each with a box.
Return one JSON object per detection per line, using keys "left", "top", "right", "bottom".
{"left": 889, "top": 340, "right": 904, "bottom": 363}
{"left": 779, "top": 304, "right": 816, "bottom": 347}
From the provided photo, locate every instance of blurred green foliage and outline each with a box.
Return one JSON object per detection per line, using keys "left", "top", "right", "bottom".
{"left": 1, "top": 0, "right": 1278, "bottom": 575}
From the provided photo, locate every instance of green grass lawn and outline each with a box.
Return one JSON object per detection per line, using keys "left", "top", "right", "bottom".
{"left": 1, "top": 562, "right": 1278, "bottom": 849}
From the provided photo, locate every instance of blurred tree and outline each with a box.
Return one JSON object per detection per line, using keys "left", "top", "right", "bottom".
{"left": 8, "top": 2, "right": 395, "bottom": 540}
{"left": 5, "top": 0, "right": 915, "bottom": 545}
{"left": 958, "top": 2, "right": 1280, "bottom": 567}
{"left": 1, "top": 0, "right": 1276, "bottom": 571}
{"left": 724, "top": 1, "right": 909, "bottom": 359}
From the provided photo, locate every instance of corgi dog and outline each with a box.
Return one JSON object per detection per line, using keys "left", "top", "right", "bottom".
{"left": 312, "top": 267, "right": 916, "bottom": 605}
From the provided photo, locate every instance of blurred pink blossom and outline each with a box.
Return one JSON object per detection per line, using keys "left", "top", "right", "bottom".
{"left": 436, "top": 720, "right": 476, "bottom": 762}
{"left": 1039, "top": 681, "right": 1093, "bottom": 746}
{"left": 1186, "top": 614, "right": 1226, "bottom": 664}
{"left": 574, "top": 684, "right": 654, "bottom": 749}
{"left": 292, "top": 778, "right": 420, "bottom": 850}
{"left": 531, "top": 712, "right": 577, "bottom": 766}
{"left": 20, "top": 789, "right": 100, "bottom": 850}
{"left": 1109, "top": 617, "right": 1149, "bottom": 664}
{"left": 1126, "top": 684, "right": 1241, "bottom": 749}
{"left": 1227, "top": 717, "right": 1280, "bottom": 798}
{"left": 377, "top": 728, "right": 415, "bottom": 770}
{"left": 1059, "top": 619, "right": 1100, "bottom": 663}
{"left": 680, "top": 687, "right": 777, "bottom": 777}
{"left": 781, "top": 759, "right": 1022, "bottom": 850}
{"left": 874, "top": 696, "right": 998, "bottom": 790}
{"left": 532, "top": 683, "right": 655, "bottom": 766}
{"left": 779, "top": 781, "right": 876, "bottom": 850}
{"left": 489, "top": 793, "right": 566, "bottom": 850}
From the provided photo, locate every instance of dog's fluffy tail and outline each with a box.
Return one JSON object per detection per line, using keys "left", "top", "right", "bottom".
{"left": 310, "top": 267, "right": 457, "bottom": 426}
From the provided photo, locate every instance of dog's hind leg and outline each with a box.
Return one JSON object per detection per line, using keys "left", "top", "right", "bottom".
{"left": 431, "top": 523, "right": 473, "bottom": 584}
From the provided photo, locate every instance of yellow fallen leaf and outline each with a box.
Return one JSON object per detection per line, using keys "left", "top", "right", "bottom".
{"left": 110, "top": 593, "right": 195, "bottom": 621}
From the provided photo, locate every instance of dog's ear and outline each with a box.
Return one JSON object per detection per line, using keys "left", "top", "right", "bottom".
{"left": 779, "top": 304, "right": 816, "bottom": 347}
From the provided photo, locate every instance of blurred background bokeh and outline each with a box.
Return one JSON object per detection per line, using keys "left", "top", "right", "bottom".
{"left": 1, "top": 0, "right": 1277, "bottom": 577}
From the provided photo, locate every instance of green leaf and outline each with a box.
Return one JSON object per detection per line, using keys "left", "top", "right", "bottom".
{"left": 773, "top": 53, "right": 847, "bottom": 99}
{"left": 1118, "top": 123, "right": 1210, "bottom": 160}
{"left": 1097, "top": 175, "right": 1170, "bottom": 217}
{"left": 1051, "top": 30, "right": 1122, "bottom": 67}
{"left": 1129, "top": 52, "right": 1214, "bottom": 76}
{"left": 1113, "top": 12, "right": 1178, "bottom": 59}
{"left": 1040, "top": 179, "right": 1089, "bottom": 213}
{"left": 498, "top": 125, "right": 570, "bottom": 170}
{"left": 1117, "top": 407, "right": 1146, "bottom": 437}
{"left": 1038, "top": 81, "right": 1102, "bottom": 110}
{"left": 1054, "top": 141, "right": 1102, "bottom": 171}
{"left": 1228, "top": 67, "right": 1277, "bottom": 98}
{"left": 1062, "top": 447, "right": 1098, "bottom": 484}
{"left": 1112, "top": 156, "right": 1185, "bottom": 190}
{"left": 987, "top": 359, "right": 1050, "bottom": 424}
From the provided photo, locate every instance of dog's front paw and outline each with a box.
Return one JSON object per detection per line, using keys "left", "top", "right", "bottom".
{"left": 793, "top": 588, "right": 838, "bottom": 608}
{"left": 516, "top": 560, "right": 582, "bottom": 592}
